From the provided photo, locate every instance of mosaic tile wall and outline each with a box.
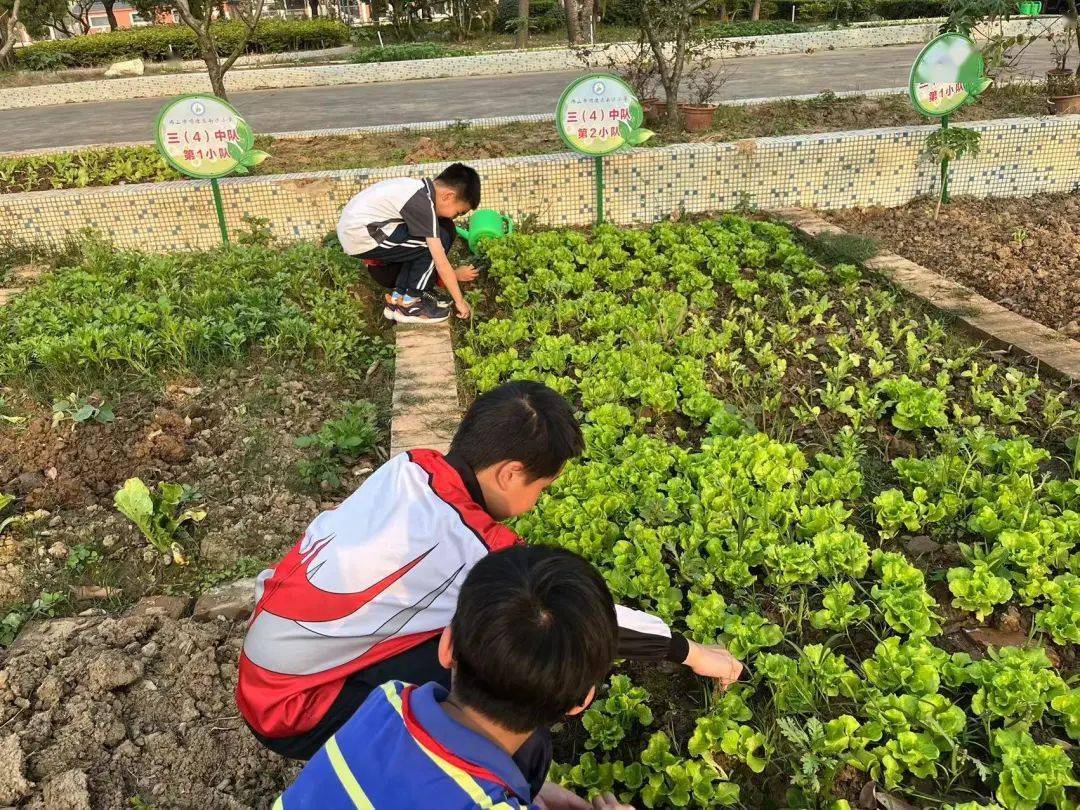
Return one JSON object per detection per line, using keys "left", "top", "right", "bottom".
{"left": 1, "top": 115, "right": 1077, "bottom": 252}
{"left": 0, "top": 16, "right": 1059, "bottom": 111}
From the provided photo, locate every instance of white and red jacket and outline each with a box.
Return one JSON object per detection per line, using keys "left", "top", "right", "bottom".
{"left": 237, "top": 450, "right": 688, "bottom": 739}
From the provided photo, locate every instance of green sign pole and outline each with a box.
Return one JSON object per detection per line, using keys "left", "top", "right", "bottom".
{"left": 907, "top": 33, "right": 991, "bottom": 211}
{"left": 554, "top": 74, "right": 654, "bottom": 227}
{"left": 595, "top": 156, "right": 605, "bottom": 224}
{"left": 939, "top": 115, "right": 950, "bottom": 205}
{"left": 210, "top": 178, "right": 230, "bottom": 245}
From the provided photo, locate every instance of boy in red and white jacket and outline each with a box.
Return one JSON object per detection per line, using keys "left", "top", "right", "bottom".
{"left": 237, "top": 381, "right": 742, "bottom": 796}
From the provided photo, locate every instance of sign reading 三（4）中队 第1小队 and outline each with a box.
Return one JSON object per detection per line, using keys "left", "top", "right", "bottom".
{"left": 154, "top": 94, "right": 271, "bottom": 244}
{"left": 155, "top": 94, "right": 269, "bottom": 179}
{"left": 556, "top": 73, "right": 654, "bottom": 157}
{"left": 908, "top": 32, "right": 993, "bottom": 118}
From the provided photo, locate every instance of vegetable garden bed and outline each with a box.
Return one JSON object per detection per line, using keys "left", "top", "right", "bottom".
{"left": 828, "top": 193, "right": 1080, "bottom": 338}
{"left": 0, "top": 234, "right": 392, "bottom": 640}
{"left": 0, "top": 84, "right": 1051, "bottom": 195}
{"left": 456, "top": 216, "right": 1079, "bottom": 808}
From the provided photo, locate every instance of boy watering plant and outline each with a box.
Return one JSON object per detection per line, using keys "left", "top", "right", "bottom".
{"left": 336, "top": 162, "right": 481, "bottom": 325}
{"left": 237, "top": 381, "right": 743, "bottom": 796}
{"left": 273, "top": 545, "right": 637, "bottom": 810}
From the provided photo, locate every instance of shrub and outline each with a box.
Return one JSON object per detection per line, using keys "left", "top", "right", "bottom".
{"left": 14, "top": 19, "right": 350, "bottom": 70}
{"left": 348, "top": 42, "right": 471, "bottom": 63}
{"left": 700, "top": 20, "right": 805, "bottom": 38}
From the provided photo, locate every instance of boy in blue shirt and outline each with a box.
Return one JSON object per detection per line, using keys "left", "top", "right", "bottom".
{"left": 274, "top": 544, "right": 635, "bottom": 810}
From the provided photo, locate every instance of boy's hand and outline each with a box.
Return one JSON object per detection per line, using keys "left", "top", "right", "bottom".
{"left": 593, "top": 793, "right": 635, "bottom": 810}
{"left": 455, "top": 265, "right": 479, "bottom": 283}
{"left": 454, "top": 299, "right": 471, "bottom": 319}
{"left": 536, "top": 781, "right": 590, "bottom": 810}
{"left": 684, "top": 641, "right": 743, "bottom": 689}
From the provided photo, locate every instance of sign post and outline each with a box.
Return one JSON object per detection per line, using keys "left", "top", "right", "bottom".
{"left": 154, "top": 94, "right": 270, "bottom": 245}
{"left": 555, "top": 74, "right": 654, "bottom": 225}
{"left": 908, "top": 33, "right": 991, "bottom": 205}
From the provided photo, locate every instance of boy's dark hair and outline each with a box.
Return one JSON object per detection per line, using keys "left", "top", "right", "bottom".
{"left": 449, "top": 381, "right": 583, "bottom": 480}
{"left": 435, "top": 163, "right": 482, "bottom": 209}
{"left": 450, "top": 545, "right": 617, "bottom": 733}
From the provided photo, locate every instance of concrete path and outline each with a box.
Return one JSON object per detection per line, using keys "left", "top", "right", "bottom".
{"left": 0, "top": 40, "right": 1053, "bottom": 152}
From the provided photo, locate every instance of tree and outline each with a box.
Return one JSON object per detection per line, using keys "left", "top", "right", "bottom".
{"left": 516, "top": 0, "right": 528, "bottom": 48}
{"left": 639, "top": 0, "right": 715, "bottom": 124}
{"left": 133, "top": 0, "right": 265, "bottom": 99}
{"left": 750, "top": 0, "right": 761, "bottom": 20}
{"left": 0, "top": 0, "right": 20, "bottom": 66}
{"left": 580, "top": 0, "right": 593, "bottom": 41}
{"left": 563, "top": 0, "right": 578, "bottom": 43}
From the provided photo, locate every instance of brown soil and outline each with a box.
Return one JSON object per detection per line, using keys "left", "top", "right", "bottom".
{"left": 0, "top": 608, "right": 297, "bottom": 808}
{"left": 828, "top": 192, "right": 1080, "bottom": 334}
{"left": 0, "top": 358, "right": 391, "bottom": 610}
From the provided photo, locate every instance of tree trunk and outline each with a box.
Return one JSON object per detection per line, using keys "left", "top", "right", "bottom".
{"left": 750, "top": 0, "right": 760, "bottom": 20}
{"left": 564, "top": 0, "right": 579, "bottom": 44}
{"left": 309, "top": 0, "right": 319, "bottom": 16}
{"left": 203, "top": 47, "right": 228, "bottom": 99}
{"left": 580, "top": 0, "right": 593, "bottom": 41}
{"left": 103, "top": 0, "right": 119, "bottom": 30}
{"left": 0, "top": 0, "right": 21, "bottom": 66}
{"left": 516, "top": 0, "right": 528, "bottom": 48}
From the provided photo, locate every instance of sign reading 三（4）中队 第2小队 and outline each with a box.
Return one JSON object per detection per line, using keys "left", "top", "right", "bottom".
{"left": 556, "top": 73, "right": 654, "bottom": 157}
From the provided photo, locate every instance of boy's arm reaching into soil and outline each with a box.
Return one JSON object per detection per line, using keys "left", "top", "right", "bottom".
{"left": 615, "top": 605, "right": 743, "bottom": 688}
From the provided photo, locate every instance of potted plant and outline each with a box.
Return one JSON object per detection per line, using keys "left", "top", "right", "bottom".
{"left": 679, "top": 57, "right": 729, "bottom": 133}
{"left": 1047, "top": 22, "right": 1080, "bottom": 114}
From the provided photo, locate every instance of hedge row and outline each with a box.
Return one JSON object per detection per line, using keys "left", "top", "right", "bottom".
{"left": 15, "top": 19, "right": 350, "bottom": 70}
{"left": 348, "top": 42, "right": 471, "bottom": 63}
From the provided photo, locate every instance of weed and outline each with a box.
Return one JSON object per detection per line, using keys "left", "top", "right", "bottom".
{"left": 51, "top": 393, "right": 115, "bottom": 430}
{"left": 0, "top": 590, "right": 66, "bottom": 647}
{"left": 295, "top": 400, "right": 380, "bottom": 490}
{"left": 811, "top": 232, "right": 879, "bottom": 265}
{"left": 65, "top": 543, "right": 102, "bottom": 573}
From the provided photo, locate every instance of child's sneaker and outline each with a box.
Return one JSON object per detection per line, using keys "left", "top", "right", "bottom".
{"left": 382, "top": 291, "right": 401, "bottom": 321}
{"left": 395, "top": 294, "right": 451, "bottom": 324}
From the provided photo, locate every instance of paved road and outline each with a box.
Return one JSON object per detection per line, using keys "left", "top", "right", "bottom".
{"left": 0, "top": 40, "right": 1053, "bottom": 151}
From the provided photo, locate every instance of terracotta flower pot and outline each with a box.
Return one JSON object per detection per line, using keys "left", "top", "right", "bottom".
{"left": 1049, "top": 93, "right": 1080, "bottom": 114}
{"left": 642, "top": 97, "right": 664, "bottom": 124}
{"left": 679, "top": 104, "right": 718, "bottom": 133}
{"left": 1046, "top": 70, "right": 1080, "bottom": 114}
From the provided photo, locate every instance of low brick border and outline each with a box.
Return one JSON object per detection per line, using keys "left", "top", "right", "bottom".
{"left": 390, "top": 323, "right": 461, "bottom": 456}
{"left": 774, "top": 208, "right": 1080, "bottom": 382}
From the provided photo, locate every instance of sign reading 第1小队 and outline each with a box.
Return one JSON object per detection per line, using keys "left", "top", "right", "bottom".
{"left": 556, "top": 73, "right": 653, "bottom": 156}
{"left": 154, "top": 94, "right": 267, "bottom": 179}
{"left": 908, "top": 33, "right": 991, "bottom": 118}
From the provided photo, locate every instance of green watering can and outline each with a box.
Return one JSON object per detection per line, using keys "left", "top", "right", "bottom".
{"left": 456, "top": 209, "right": 514, "bottom": 253}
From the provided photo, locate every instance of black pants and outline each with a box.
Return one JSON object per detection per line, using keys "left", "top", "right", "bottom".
{"left": 359, "top": 218, "right": 456, "bottom": 296}
{"left": 248, "top": 637, "right": 553, "bottom": 798}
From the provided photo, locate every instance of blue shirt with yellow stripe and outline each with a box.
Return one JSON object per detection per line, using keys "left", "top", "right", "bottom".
{"left": 275, "top": 682, "right": 535, "bottom": 809}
